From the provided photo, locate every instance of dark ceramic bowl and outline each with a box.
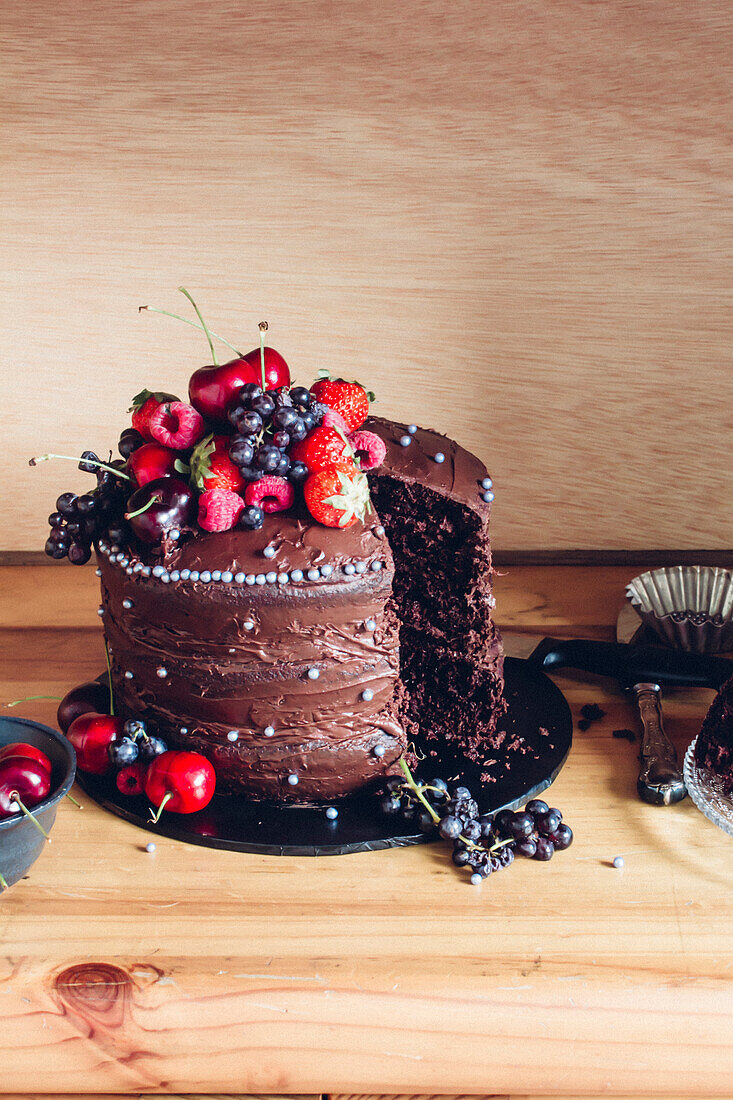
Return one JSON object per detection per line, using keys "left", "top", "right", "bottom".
{"left": 0, "top": 717, "right": 76, "bottom": 891}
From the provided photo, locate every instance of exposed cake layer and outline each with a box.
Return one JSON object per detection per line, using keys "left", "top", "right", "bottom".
{"left": 694, "top": 674, "right": 733, "bottom": 792}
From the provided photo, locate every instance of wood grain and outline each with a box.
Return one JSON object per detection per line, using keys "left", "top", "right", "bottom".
{"left": 3, "top": 0, "right": 732, "bottom": 552}
{"left": 1, "top": 564, "right": 732, "bottom": 1096}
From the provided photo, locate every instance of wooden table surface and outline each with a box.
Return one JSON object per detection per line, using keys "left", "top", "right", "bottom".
{"left": 1, "top": 564, "right": 732, "bottom": 1098}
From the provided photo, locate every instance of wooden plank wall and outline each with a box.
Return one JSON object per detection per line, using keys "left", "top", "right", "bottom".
{"left": 3, "top": 0, "right": 732, "bottom": 551}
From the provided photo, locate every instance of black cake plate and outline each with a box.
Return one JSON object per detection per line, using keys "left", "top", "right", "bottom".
{"left": 74, "top": 656, "right": 572, "bottom": 856}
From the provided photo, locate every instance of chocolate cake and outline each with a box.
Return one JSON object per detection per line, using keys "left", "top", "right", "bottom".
{"left": 694, "top": 674, "right": 733, "bottom": 792}
{"left": 98, "top": 417, "right": 502, "bottom": 801}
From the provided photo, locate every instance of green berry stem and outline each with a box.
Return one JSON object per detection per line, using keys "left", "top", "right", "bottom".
{"left": 124, "top": 497, "right": 156, "bottom": 521}
{"left": 178, "top": 287, "right": 218, "bottom": 367}
{"left": 65, "top": 792, "right": 83, "bottom": 809}
{"left": 28, "top": 454, "right": 131, "bottom": 480}
{"left": 5, "top": 695, "right": 62, "bottom": 708}
{"left": 103, "top": 639, "right": 115, "bottom": 717}
{"left": 138, "top": 306, "right": 242, "bottom": 357}
{"left": 258, "top": 321, "right": 268, "bottom": 390}
{"left": 10, "top": 794, "right": 51, "bottom": 840}
{"left": 0, "top": 872, "right": 7, "bottom": 891}
{"left": 149, "top": 791, "right": 173, "bottom": 823}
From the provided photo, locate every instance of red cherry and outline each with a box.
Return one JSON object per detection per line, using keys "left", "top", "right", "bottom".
{"left": 127, "top": 442, "right": 178, "bottom": 487}
{"left": 188, "top": 348, "right": 290, "bottom": 424}
{"left": 145, "top": 750, "right": 216, "bottom": 818}
{"left": 0, "top": 758, "right": 51, "bottom": 817}
{"left": 125, "top": 476, "right": 195, "bottom": 544}
{"left": 0, "top": 742, "right": 52, "bottom": 776}
{"left": 57, "top": 681, "right": 110, "bottom": 733}
{"left": 66, "top": 713, "right": 123, "bottom": 775}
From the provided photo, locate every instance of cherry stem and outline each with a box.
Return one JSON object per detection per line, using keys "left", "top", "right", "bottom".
{"left": 0, "top": 872, "right": 7, "bottom": 891}
{"left": 258, "top": 321, "right": 268, "bottom": 390}
{"left": 28, "top": 454, "right": 130, "bottom": 480}
{"left": 10, "top": 794, "right": 51, "bottom": 840}
{"left": 139, "top": 306, "right": 242, "bottom": 357}
{"left": 65, "top": 791, "right": 83, "bottom": 809}
{"left": 5, "top": 695, "right": 62, "bottom": 708}
{"left": 104, "top": 639, "right": 115, "bottom": 717}
{"left": 124, "top": 496, "right": 156, "bottom": 521}
{"left": 149, "top": 791, "right": 173, "bottom": 823}
{"left": 178, "top": 287, "right": 218, "bottom": 367}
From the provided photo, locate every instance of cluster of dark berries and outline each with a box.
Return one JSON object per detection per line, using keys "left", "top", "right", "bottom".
{"left": 226, "top": 384, "right": 322, "bottom": 486}
{"left": 109, "top": 719, "right": 167, "bottom": 797}
{"left": 578, "top": 702, "right": 606, "bottom": 731}
{"left": 380, "top": 767, "right": 573, "bottom": 885}
{"left": 44, "top": 452, "right": 128, "bottom": 565}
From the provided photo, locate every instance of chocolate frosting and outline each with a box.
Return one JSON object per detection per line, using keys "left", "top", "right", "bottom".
{"left": 98, "top": 416, "right": 500, "bottom": 801}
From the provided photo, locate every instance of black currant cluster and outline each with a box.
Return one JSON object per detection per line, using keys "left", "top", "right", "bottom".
{"left": 226, "top": 384, "right": 324, "bottom": 485}
{"left": 118, "top": 427, "right": 146, "bottom": 459}
{"left": 44, "top": 452, "right": 128, "bottom": 565}
{"left": 380, "top": 771, "right": 573, "bottom": 884}
{"left": 108, "top": 719, "right": 167, "bottom": 769}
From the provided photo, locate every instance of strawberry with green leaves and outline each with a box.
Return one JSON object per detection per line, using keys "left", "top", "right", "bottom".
{"left": 290, "top": 425, "right": 357, "bottom": 474}
{"left": 179, "top": 434, "right": 245, "bottom": 493}
{"left": 310, "top": 376, "right": 373, "bottom": 433}
{"left": 129, "top": 389, "right": 180, "bottom": 441}
{"left": 303, "top": 464, "right": 372, "bottom": 528}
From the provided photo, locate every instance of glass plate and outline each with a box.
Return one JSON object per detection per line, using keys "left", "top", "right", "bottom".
{"left": 684, "top": 736, "right": 733, "bottom": 837}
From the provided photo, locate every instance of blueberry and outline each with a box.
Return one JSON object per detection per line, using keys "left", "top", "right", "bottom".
{"left": 508, "top": 811, "right": 534, "bottom": 840}
{"left": 229, "top": 437, "right": 255, "bottom": 468}
{"left": 452, "top": 785, "right": 472, "bottom": 801}
{"left": 272, "top": 406, "right": 299, "bottom": 431}
{"left": 56, "top": 492, "right": 78, "bottom": 516}
{"left": 548, "top": 823, "right": 573, "bottom": 850}
{"left": 251, "top": 394, "right": 276, "bottom": 419}
{"left": 108, "top": 738, "right": 139, "bottom": 768}
{"left": 301, "top": 411, "right": 316, "bottom": 431}
{"left": 438, "top": 815, "right": 462, "bottom": 840}
{"left": 123, "top": 719, "right": 146, "bottom": 739}
{"left": 288, "top": 461, "right": 309, "bottom": 483}
{"left": 452, "top": 845, "right": 471, "bottom": 867}
{"left": 256, "top": 444, "right": 281, "bottom": 472}
{"left": 139, "top": 736, "right": 167, "bottom": 762}
{"left": 67, "top": 541, "right": 91, "bottom": 565}
{"left": 238, "top": 382, "right": 263, "bottom": 403}
{"left": 240, "top": 410, "right": 263, "bottom": 435}
{"left": 492, "top": 809, "right": 515, "bottom": 836}
{"left": 417, "top": 810, "right": 435, "bottom": 833}
{"left": 462, "top": 819, "right": 482, "bottom": 842}
{"left": 272, "top": 430, "right": 290, "bottom": 450}
{"left": 288, "top": 418, "right": 308, "bottom": 443}
{"left": 380, "top": 794, "right": 402, "bottom": 815}
{"left": 516, "top": 836, "right": 537, "bottom": 858}
{"left": 533, "top": 837, "right": 555, "bottom": 861}
{"left": 289, "top": 386, "right": 311, "bottom": 408}
{"left": 429, "top": 777, "right": 449, "bottom": 801}
{"left": 240, "top": 504, "right": 265, "bottom": 531}
{"left": 76, "top": 493, "right": 98, "bottom": 516}
{"left": 118, "top": 428, "right": 145, "bottom": 458}
{"left": 526, "top": 798, "right": 550, "bottom": 816}
{"left": 275, "top": 454, "right": 291, "bottom": 477}
{"left": 78, "top": 450, "right": 100, "bottom": 474}
{"left": 45, "top": 538, "right": 68, "bottom": 559}
{"left": 240, "top": 465, "right": 263, "bottom": 483}
{"left": 536, "top": 809, "right": 562, "bottom": 836}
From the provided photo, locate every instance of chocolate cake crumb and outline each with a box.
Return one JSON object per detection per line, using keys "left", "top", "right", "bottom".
{"left": 612, "top": 728, "right": 636, "bottom": 742}
{"left": 581, "top": 703, "right": 606, "bottom": 722}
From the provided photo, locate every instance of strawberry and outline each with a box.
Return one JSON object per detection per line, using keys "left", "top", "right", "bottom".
{"left": 187, "top": 434, "right": 244, "bottom": 493}
{"left": 129, "top": 389, "right": 180, "bottom": 441}
{"left": 290, "top": 425, "right": 356, "bottom": 474}
{"left": 310, "top": 378, "right": 371, "bottom": 432}
{"left": 198, "top": 488, "right": 245, "bottom": 532}
{"left": 303, "top": 464, "right": 372, "bottom": 528}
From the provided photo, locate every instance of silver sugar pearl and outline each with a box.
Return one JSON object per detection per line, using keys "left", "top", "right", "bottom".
{"left": 211, "top": 570, "right": 222, "bottom": 581}
{"left": 245, "top": 574, "right": 256, "bottom": 585}
{"left": 613, "top": 856, "right": 625, "bottom": 869}
{"left": 146, "top": 842, "right": 157, "bottom": 853}
{"left": 325, "top": 806, "right": 338, "bottom": 820}
{"left": 373, "top": 745, "right": 386, "bottom": 758}
{"left": 266, "top": 571, "right": 277, "bottom": 583}
{"left": 287, "top": 774, "right": 299, "bottom": 786}
{"left": 365, "top": 619, "right": 377, "bottom": 631}
{"left": 168, "top": 528, "right": 180, "bottom": 540}
{"left": 156, "top": 667, "right": 168, "bottom": 679}
{"left": 95, "top": 568, "right": 102, "bottom": 577}
{"left": 180, "top": 726, "right": 188, "bottom": 735}
{"left": 361, "top": 688, "right": 374, "bottom": 702}
{"left": 152, "top": 565, "right": 165, "bottom": 577}
{"left": 263, "top": 546, "right": 276, "bottom": 559}
{"left": 221, "top": 571, "right": 233, "bottom": 583}
{"left": 97, "top": 607, "right": 105, "bottom": 617}
{"left": 399, "top": 435, "right": 411, "bottom": 447}
{"left": 255, "top": 574, "right": 266, "bottom": 585}
{"left": 434, "top": 452, "right": 445, "bottom": 464}
{"left": 142, "top": 566, "right": 151, "bottom": 577}
{"left": 227, "top": 730, "right": 239, "bottom": 742}
{"left": 344, "top": 563, "right": 356, "bottom": 576}
{"left": 307, "top": 667, "right": 320, "bottom": 680}
{"left": 370, "top": 560, "right": 383, "bottom": 572}
{"left": 160, "top": 572, "right": 170, "bottom": 583}
{"left": 320, "top": 564, "right": 333, "bottom": 577}
{"left": 354, "top": 561, "right": 367, "bottom": 574}
{"left": 482, "top": 476, "right": 493, "bottom": 490}
{"left": 169, "top": 571, "right": 180, "bottom": 581}
{"left": 189, "top": 570, "right": 200, "bottom": 581}
{"left": 278, "top": 572, "right": 289, "bottom": 584}
{"left": 291, "top": 569, "right": 304, "bottom": 582}
{"left": 407, "top": 424, "right": 417, "bottom": 434}
{"left": 243, "top": 620, "right": 255, "bottom": 631}
{"left": 200, "top": 571, "right": 211, "bottom": 583}
{"left": 264, "top": 725, "right": 275, "bottom": 737}
{"left": 234, "top": 572, "right": 246, "bottom": 584}
{"left": 374, "top": 525, "right": 385, "bottom": 537}
{"left": 482, "top": 490, "right": 495, "bottom": 503}
{"left": 124, "top": 671, "right": 134, "bottom": 680}
{"left": 229, "top": 647, "right": 237, "bottom": 654}
{"left": 122, "top": 598, "right": 133, "bottom": 609}
{"left": 307, "top": 568, "right": 320, "bottom": 581}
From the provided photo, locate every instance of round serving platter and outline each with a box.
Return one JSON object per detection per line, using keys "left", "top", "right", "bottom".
{"left": 74, "top": 656, "right": 572, "bottom": 856}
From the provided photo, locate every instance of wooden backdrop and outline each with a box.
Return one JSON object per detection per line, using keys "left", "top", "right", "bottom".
{"left": 3, "top": 0, "right": 732, "bottom": 552}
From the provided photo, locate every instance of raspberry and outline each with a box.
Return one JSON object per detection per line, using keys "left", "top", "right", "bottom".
{"left": 310, "top": 379, "right": 370, "bottom": 432}
{"left": 320, "top": 407, "right": 349, "bottom": 433}
{"left": 149, "top": 401, "right": 205, "bottom": 450}
{"left": 348, "top": 430, "right": 386, "bottom": 471}
{"left": 198, "top": 488, "right": 245, "bottom": 532}
{"left": 244, "top": 475, "right": 294, "bottom": 514}
{"left": 290, "top": 425, "right": 356, "bottom": 474}
{"left": 303, "top": 464, "right": 371, "bottom": 528}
